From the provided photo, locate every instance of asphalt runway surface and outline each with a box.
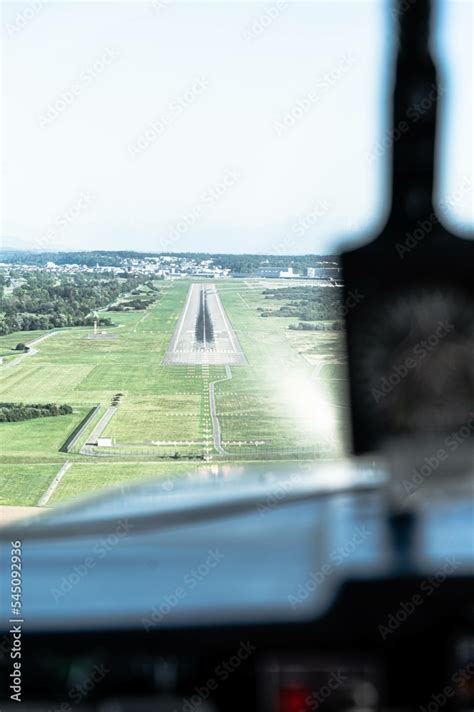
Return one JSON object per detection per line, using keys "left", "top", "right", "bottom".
{"left": 162, "top": 283, "right": 247, "bottom": 365}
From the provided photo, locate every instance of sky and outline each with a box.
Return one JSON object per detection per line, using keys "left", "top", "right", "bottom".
{"left": 1, "top": 0, "right": 472, "bottom": 255}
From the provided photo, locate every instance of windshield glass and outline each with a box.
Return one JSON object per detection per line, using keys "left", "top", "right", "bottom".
{"left": 0, "top": 0, "right": 472, "bottom": 514}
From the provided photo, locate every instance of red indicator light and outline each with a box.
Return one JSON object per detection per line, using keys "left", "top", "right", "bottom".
{"left": 278, "top": 686, "right": 311, "bottom": 712}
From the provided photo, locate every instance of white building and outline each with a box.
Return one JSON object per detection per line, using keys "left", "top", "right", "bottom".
{"left": 97, "top": 438, "right": 113, "bottom": 447}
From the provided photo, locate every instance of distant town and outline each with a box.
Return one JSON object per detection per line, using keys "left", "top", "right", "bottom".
{"left": 0, "top": 247, "right": 348, "bottom": 509}
{"left": 0, "top": 251, "right": 342, "bottom": 283}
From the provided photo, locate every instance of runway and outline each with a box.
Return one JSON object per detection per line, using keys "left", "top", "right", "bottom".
{"left": 162, "top": 283, "right": 247, "bottom": 366}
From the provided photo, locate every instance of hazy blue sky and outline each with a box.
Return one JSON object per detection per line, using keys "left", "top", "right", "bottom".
{"left": 1, "top": 0, "right": 472, "bottom": 254}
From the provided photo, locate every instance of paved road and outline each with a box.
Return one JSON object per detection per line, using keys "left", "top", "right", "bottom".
{"left": 162, "top": 283, "right": 247, "bottom": 365}
{"left": 37, "top": 461, "right": 71, "bottom": 506}
{"left": 64, "top": 405, "right": 100, "bottom": 453}
{"left": 1, "top": 331, "right": 59, "bottom": 370}
{"left": 80, "top": 406, "right": 118, "bottom": 454}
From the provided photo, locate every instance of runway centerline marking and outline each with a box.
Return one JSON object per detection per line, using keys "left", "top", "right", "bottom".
{"left": 162, "top": 282, "right": 247, "bottom": 366}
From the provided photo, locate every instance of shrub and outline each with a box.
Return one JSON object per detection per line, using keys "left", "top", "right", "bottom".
{"left": 0, "top": 402, "right": 73, "bottom": 422}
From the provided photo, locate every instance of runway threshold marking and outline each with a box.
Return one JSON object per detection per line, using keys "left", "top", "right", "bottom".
{"left": 163, "top": 282, "right": 247, "bottom": 366}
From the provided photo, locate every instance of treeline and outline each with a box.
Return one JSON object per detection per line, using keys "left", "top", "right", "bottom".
{"left": 107, "top": 296, "right": 157, "bottom": 312}
{"left": 289, "top": 322, "right": 344, "bottom": 331}
{"left": 0, "top": 251, "right": 142, "bottom": 268}
{"left": 0, "top": 273, "right": 144, "bottom": 335}
{"left": 0, "top": 250, "right": 339, "bottom": 274}
{"left": 177, "top": 253, "right": 339, "bottom": 274}
{"left": 260, "top": 286, "right": 344, "bottom": 322}
{"left": 0, "top": 402, "right": 73, "bottom": 423}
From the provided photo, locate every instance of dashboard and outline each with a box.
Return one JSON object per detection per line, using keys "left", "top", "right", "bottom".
{"left": 0, "top": 462, "right": 473, "bottom": 711}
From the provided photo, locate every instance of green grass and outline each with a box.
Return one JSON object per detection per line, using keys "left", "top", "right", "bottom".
{"left": 213, "top": 282, "right": 349, "bottom": 456}
{"left": 0, "top": 464, "right": 59, "bottom": 505}
{"left": 0, "top": 329, "right": 49, "bottom": 349}
{"left": 0, "top": 408, "right": 91, "bottom": 460}
{"left": 66, "top": 404, "right": 105, "bottom": 453}
{"left": 0, "top": 279, "right": 350, "bottom": 506}
{"left": 48, "top": 461, "right": 203, "bottom": 505}
{"left": 103, "top": 395, "right": 203, "bottom": 441}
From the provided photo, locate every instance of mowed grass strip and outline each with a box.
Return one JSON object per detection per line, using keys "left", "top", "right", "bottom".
{"left": 0, "top": 279, "right": 350, "bottom": 506}
{"left": 0, "top": 364, "right": 95, "bottom": 401}
{"left": 48, "top": 461, "right": 204, "bottom": 505}
{"left": 0, "top": 464, "right": 61, "bottom": 505}
{"left": 0, "top": 329, "right": 49, "bottom": 350}
{"left": 216, "top": 282, "right": 349, "bottom": 456}
{"left": 103, "top": 395, "right": 204, "bottom": 444}
{"left": 0, "top": 407, "right": 91, "bottom": 459}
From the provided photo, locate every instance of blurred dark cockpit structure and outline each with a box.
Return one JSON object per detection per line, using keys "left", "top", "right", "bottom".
{"left": 0, "top": 1, "right": 473, "bottom": 711}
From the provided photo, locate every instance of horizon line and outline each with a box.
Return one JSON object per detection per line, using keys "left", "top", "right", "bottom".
{"left": 0, "top": 248, "right": 340, "bottom": 258}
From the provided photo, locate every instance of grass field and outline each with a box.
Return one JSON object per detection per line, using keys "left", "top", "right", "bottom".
{"left": 215, "top": 282, "right": 349, "bottom": 455}
{"left": 0, "top": 279, "right": 350, "bottom": 508}
{"left": 48, "top": 461, "right": 202, "bottom": 505}
{"left": 0, "top": 464, "right": 60, "bottom": 505}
